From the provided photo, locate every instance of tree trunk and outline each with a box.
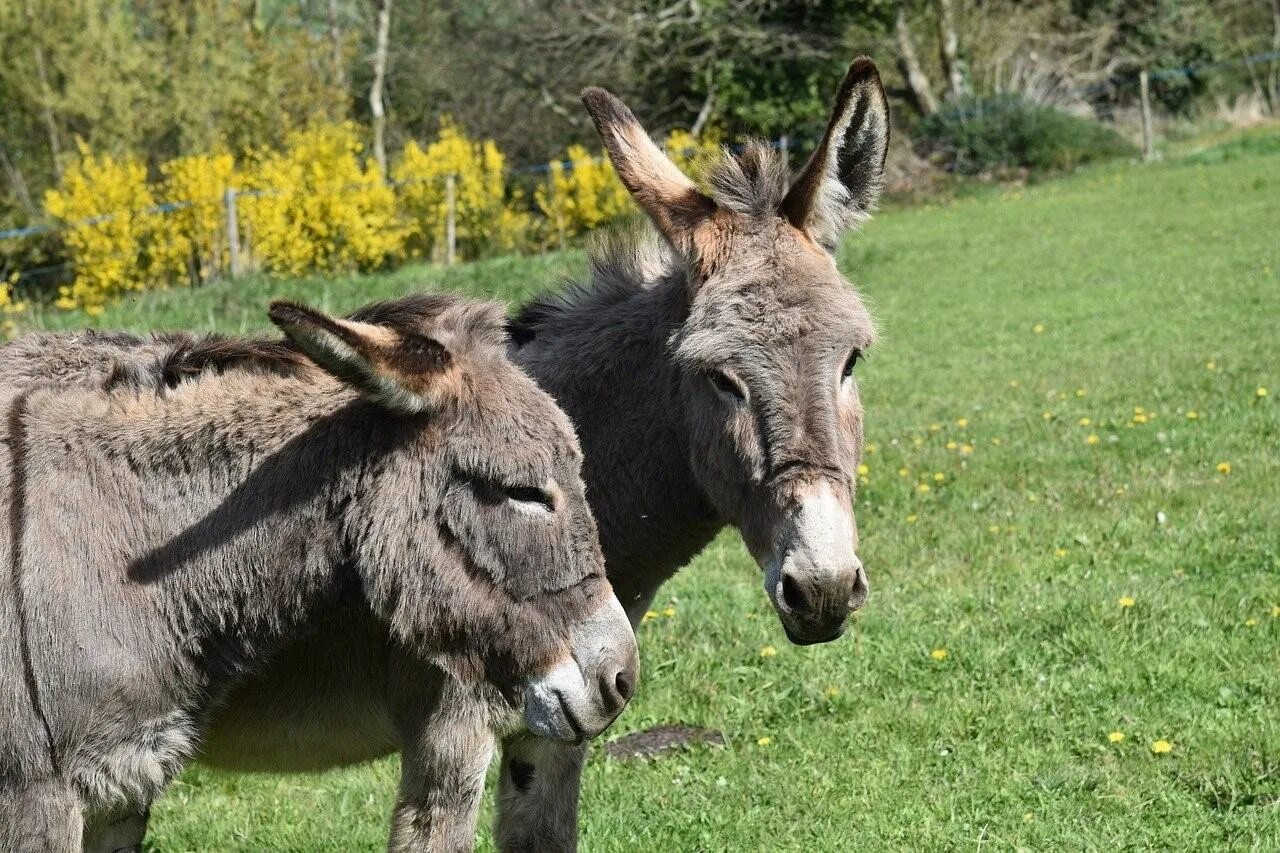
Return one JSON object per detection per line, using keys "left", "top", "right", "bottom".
{"left": 328, "top": 0, "right": 346, "bottom": 92}
{"left": 369, "top": 0, "right": 392, "bottom": 175}
{"left": 0, "top": 143, "right": 38, "bottom": 218}
{"left": 25, "top": 0, "right": 63, "bottom": 179}
{"left": 895, "top": 5, "right": 938, "bottom": 116}
{"left": 1269, "top": 0, "right": 1279, "bottom": 115}
{"left": 936, "top": 0, "right": 969, "bottom": 101}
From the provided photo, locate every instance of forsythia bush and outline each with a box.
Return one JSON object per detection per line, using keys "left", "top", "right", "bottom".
{"left": 535, "top": 129, "right": 721, "bottom": 244}
{"left": 1, "top": 274, "right": 26, "bottom": 338}
{"left": 394, "top": 118, "right": 529, "bottom": 260}
{"left": 157, "top": 152, "right": 237, "bottom": 283}
{"left": 241, "top": 123, "right": 408, "bottom": 277}
{"left": 44, "top": 141, "right": 166, "bottom": 314}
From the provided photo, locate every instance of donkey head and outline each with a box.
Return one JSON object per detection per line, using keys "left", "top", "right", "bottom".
{"left": 583, "top": 58, "right": 888, "bottom": 645}
{"left": 270, "top": 296, "right": 638, "bottom": 741}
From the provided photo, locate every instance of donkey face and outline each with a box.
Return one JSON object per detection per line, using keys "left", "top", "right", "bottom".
{"left": 583, "top": 58, "right": 888, "bottom": 644}
{"left": 271, "top": 296, "right": 637, "bottom": 741}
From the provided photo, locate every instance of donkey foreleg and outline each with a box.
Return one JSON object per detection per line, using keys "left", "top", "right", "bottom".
{"left": 494, "top": 732, "right": 587, "bottom": 853}
{"left": 389, "top": 704, "right": 495, "bottom": 852}
{"left": 82, "top": 807, "right": 148, "bottom": 853}
{"left": 0, "top": 780, "right": 83, "bottom": 853}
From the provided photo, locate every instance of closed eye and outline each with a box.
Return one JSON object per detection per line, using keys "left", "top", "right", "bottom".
{"left": 504, "top": 484, "right": 556, "bottom": 513}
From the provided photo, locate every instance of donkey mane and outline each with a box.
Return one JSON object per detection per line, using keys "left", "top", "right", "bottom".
{"left": 512, "top": 142, "right": 790, "bottom": 338}
{"left": 96, "top": 294, "right": 508, "bottom": 394}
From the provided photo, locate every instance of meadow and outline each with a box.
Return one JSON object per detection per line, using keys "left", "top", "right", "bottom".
{"left": 15, "top": 128, "right": 1279, "bottom": 850}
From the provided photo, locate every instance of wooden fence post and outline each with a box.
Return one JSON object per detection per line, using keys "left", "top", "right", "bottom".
{"left": 224, "top": 187, "right": 241, "bottom": 278}
{"left": 444, "top": 173, "right": 457, "bottom": 266}
{"left": 1139, "top": 70, "right": 1155, "bottom": 162}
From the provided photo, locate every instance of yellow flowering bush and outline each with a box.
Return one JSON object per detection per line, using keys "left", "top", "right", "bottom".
{"left": 663, "top": 128, "right": 723, "bottom": 182}
{"left": 535, "top": 145, "right": 632, "bottom": 245}
{"left": 395, "top": 118, "right": 529, "bottom": 261}
{"left": 241, "top": 122, "right": 408, "bottom": 277}
{"left": 157, "top": 152, "right": 237, "bottom": 283}
{"left": 0, "top": 274, "right": 26, "bottom": 338}
{"left": 44, "top": 141, "right": 165, "bottom": 315}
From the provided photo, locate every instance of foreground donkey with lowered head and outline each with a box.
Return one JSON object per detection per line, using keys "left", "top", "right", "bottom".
{"left": 3, "top": 56, "right": 891, "bottom": 849}
{"left": 0, "top": 295, "right": 638, "bottom": 851}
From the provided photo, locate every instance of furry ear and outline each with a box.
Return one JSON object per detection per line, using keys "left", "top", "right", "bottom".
{"left": 779, "top": 57, "right": 890, "bottom": 251}
{"left": 581, "top": 87, "right": 719, "bottom": 262}
{"left": 268, "top": 300, "right": 454, "bottom": 414}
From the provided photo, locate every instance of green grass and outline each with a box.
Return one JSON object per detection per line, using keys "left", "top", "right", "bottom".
{"left": 16, "top": 127, "right": 1280, "bottom": 850}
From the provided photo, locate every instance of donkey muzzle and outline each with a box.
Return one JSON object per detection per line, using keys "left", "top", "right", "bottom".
{"left": 524, "top": 595, "right": 639, "bottom": 742}
{"left": 764, "top": 482, "right": 867, "bottom": 645}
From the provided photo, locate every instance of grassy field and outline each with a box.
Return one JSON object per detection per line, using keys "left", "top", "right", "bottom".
{"left": 16, "top": 128, "right": 1280, "bottom": 850}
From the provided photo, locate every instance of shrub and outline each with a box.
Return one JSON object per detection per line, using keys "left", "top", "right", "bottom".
{"left": 241, "top": 122, "right": 408, "bottom": 277}
{"left": 156, "top": 152, "right": 237, "bottom": 284}
{"left": 394, "top": 118, "right": 530, "bottom": 261}
{"left": 44, "top": 141, "right": 168, "bottom": 315}
{"left": 917, "top": 96, "right": 1135, "bottom": 175}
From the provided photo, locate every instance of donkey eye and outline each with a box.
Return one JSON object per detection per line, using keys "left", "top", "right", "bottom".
{"left": 709, "top": 370, "right": 747, "bottom": 403}
{"left": 504, "top": 484, "right": 555, "bottom": 513}
{"left": 842, "top": 349, "right": 863, "bottom": 380}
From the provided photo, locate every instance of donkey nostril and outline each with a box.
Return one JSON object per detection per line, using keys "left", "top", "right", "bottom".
{"left": 614, "top": 669, "right": 634, "bottom": 702}
{"left": 781, "top": 573, "right": 809, "bottom": 613}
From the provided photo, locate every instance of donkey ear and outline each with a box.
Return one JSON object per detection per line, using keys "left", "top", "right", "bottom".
{"left": 779, "top": 57, "right": 890, "bottom": 251}
{"left": 581, "top": 87, "right": 718, "bottom": 260}
{"left": 268, "top": 300, "right": 454, "bottom": 415}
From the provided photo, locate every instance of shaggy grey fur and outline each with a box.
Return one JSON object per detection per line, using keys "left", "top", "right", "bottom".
{"left": 0, "top": 295, "right": 637, "bottom": 851}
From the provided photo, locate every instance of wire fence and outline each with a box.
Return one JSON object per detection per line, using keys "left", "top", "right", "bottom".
{"left": 2, "top": 49, "right": 1276, "bottom": 290}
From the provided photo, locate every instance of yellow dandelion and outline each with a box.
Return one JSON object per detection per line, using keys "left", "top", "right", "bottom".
{"left": 1009, "top": 380, "right": 1020, "bottom": 388}
{"left": 1075, "top": 388, "right": 1087, "bottom": 397}
{"left": 1033, "top": 323, "right": 1045, "bottom": 334}
{"left": 662, "top": 606, "right": 676, "bottom": 618}
{"left": 1216, "top": 461, "right": 1232, "bottom": 474}
{"left": 955, "top": 417, "right": 969, "bottom": 428}
{"left": 866, "top": 442, "right": 878, "bottom": 454}
{"left": 960, "top": 444, "right": 974, "bottom": 455}
{"left": 1023, "top": 812, "right": 1035, "bottom": 823}
{"left": 930, "top": 647, "right": 949, "bottom": 661}
{"left": 929, "top": 423, "right": 942, "bottom": 433}
{"left": 1042, "top": 411, "right": 1054, "bottom": 421}
{"left": 988, "top": 524, "right": 999, "bottom": 533}
{"left": 1185, "top": 410, "right": 1198, "bottom": 420}
{"left": 1134, "top": 406, "right": 1145, "bottom": 415}
{"left": 757, "top": 736, "right": 772, "bottom": 746}
{"left": 1150, "top": 739, "right": 1172, "bottom": 755}
{"left": 916, "top": 483, "right": 931, "bottom": 494}
{"left": 898, "top": 467, "right": 909, "bottom": 478}
{"left": 1086, "top": 434, "right": 1101, "bottom": 445}
{"left": 1054, "top": 548, "right": 1068, "bottom": 558}
{"left": 857, "top": 463, "right": 870, "bottom": 476}
{"left": 912, "top": 437, "right": 924, "bottom": 447}
{"left": 991, "top": 437, "right": 1003, "bottom": 446}
{"left": 1027, "top": 493, "right": 1039, "bottom": 503}
{"left": 1118, "top": 596, "right": 1135, "bottom": 608}
{"left": 642, "top": 610, "right": 658, "bottom": 622}
{"left": 1257, "top": 387, "right": 1268, "bottom": 399}
{"left": 1078, "top": 417, "right": 1091, "bottom": 426}
{"left": 1108, "top": 731, "right": 1125, "bottom": 744}
{"left": 933, "top": 472, "right": 945, "bottom": 482}
{"left": 1245, "top": 618, "right": 1258, "bottom": 627}
{"left": 1205, "top": 360, "right": 1216, "bottom": 371}
{"left": 945, "top": 440, "right": 958, "bottom": 450}
{"left": 905, "top": 513, "right": 919, "bottom": 524}
{"left": 1271, "top": 604, "right": 1280, "bottom": 618}
{"left": 759, "top": 645, "right": 777, "bottom": 658}
{"left": 823, "top": 686, "right": 840, "bottom": 698}
{"left": 1132, "top": 413, "right": 1148, "bottom": 424}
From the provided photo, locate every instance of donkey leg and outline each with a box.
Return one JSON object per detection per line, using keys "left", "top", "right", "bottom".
{"left": 388, "top": 707, "right": 495, "bottom": 852}
{"left": 0, "top": 781, "right": 83, "bottom": 853}
{"left": 494, "top": 732, "right": 588, "bottom": 853}
{"left": 82, "top": 806, "right": 149, "bottom": 853}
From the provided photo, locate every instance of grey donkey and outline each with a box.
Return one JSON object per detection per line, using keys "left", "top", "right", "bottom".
{"left": 2, "top": 55, "right": 890, "bottom": 850}
{"left": 0, "top": 294, "right": 638, "bottom": 851}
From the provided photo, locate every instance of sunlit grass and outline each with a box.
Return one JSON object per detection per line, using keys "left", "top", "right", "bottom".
{"left": 17, "top": 127, "right": 1279, "bottom": 850}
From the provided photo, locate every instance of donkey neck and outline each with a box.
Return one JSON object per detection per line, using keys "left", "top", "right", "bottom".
{"left": 517, "top": 269, "right": 723, "bottom": 610}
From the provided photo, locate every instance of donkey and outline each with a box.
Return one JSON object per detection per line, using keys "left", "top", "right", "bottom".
{"left": 3, "top": 56, "right": 890, "bottom": 850}
{"left": 0, "top": 295, "right": 638, "bottom": 851}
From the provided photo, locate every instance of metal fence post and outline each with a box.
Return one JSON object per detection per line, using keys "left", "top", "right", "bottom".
{"left": 444, "top": 174, "right": 457, "bottom": 266}
{"left": 224, "top": 187, "right": 241, "bottom": 277}
{"left": 1139, "top": 70, "right": 1155, "bottom": 162}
